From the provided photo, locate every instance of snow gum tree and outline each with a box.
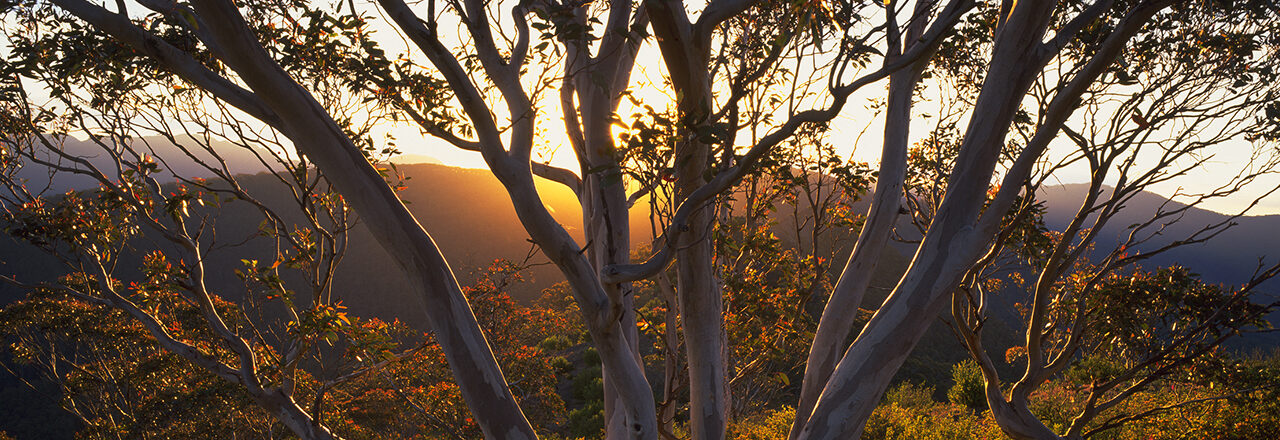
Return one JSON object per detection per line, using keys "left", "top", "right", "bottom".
{"left": 1, "top": 0, "right": 1279, "bottom": 438}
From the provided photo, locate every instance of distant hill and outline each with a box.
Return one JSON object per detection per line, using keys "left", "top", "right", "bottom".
{"left": 4, "top": 159, "right": 1277, "bottom": 437}
{"left": 1036, "top": 184, "right": 1280, "bottom": 349}
{"left": 0, "top": 159, "right": 617, "bottom": 438}
{"left": 1038, "top": 184, "right": 1280, "bottom": 289}
{"left": 389, "top": 153, "right": 444, "bottom": 165}
{"left": 324, "top": 163, "right": 656, "bottom": 323}
{"left": 0, "top": 161, "right": 652, "bottom": 327}
{"left": 6, "top": 158, "right": 1275, "bottom": 347}
{"left": 12, "top": 135, "right": 273, "bottom": 194}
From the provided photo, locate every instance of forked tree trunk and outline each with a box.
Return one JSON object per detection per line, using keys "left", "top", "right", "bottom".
{"left": 51, "top": 0, "right": 542, "bottom": 437}
{"left": 557, "top": 6, "right": 650, "bottom": 433}
{"left": 796, "top": 1, "right": 1060, "bottom": 437}
{"left": 580, "top": 105, "right": 642, "bottom": 439}
{"left": 990, "top": 398, "right": 1063, "bottom": 440}
{"left": 258, "top": 390, "right": 341, "bottom": 440}
{"left": 646, "top": 1, "right": 731, "bottom": 437}
{"left": 379, "top": 0, "right": 662, "bottom": 433}
{"left": 790, "top": 3, "right": 932, "bottom": 434}
{"left": 977, "top": 1, "right": 1174, "bottom": 438}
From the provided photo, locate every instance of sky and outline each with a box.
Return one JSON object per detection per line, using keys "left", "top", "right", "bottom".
{"left": 9, "top": 0, "right": 1280, "bottom": 216}
{"left": 380, "top": 35, "right": 1280, "bottom": 217}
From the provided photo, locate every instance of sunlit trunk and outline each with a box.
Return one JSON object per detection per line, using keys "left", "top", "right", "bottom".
{"left": 49, "top": 0, "right": 542, "bottom": 436}
{"left": 672, "top": 69, "right": 729, "bottom": 440}
{"left": 259, "top": 391, "right": 341, "bottom": 440}
{"left": 646, "top": 1, "right": 731, "bottom": 437}
{"left": 789, "top": 16, "right": 930, "bottom": 437}
{"left": 580, "top": 103, "right": 643, "bottom": 440}
{"left": 796, "top": 1, "right": 1058, "bottom": 436}
{"left": 676, "top": 190, "right": 727, "bottom": 440}
{"left": 989, "top": 397, "right": 1063, "bottom": 440}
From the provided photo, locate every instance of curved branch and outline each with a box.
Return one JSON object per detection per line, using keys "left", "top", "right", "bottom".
{"left": 531, "top": 161, "right": 582, "bottom": 197}
{"left": 606, "top": 0, "right": 974, "bottom": 283}
{"left": 49, "top": 0, "right": 283, "bottom": 130}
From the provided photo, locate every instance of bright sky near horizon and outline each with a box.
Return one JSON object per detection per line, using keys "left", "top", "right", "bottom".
{"left": 8, "top": 0, "right": 1280, "bottom": 216}
{"left": 382, "top": 34, "right": 1280, "bottom": 217}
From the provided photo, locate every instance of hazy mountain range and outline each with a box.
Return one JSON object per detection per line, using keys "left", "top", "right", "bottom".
{"left": 1037, "top": 184, "right": 1280, "bottom": 291}
{"left": 1, "top": 137, "right": 1278, "bottom": 437}
{"left": 4, "top": 137, "right": 1277, "bottom": 345}
{"left": 12, "top": 135, "right": 273, "bottom": 194}
{"left": 12, "top": 136, "right": 1274, "bottom": 304}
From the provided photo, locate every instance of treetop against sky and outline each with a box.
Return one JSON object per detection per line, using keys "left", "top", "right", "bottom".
{"left": 351, "top": 5, "right": 1279, "bottom": 215}
{"left": 2, "top": 0, "right": 1279, "bottom": 439}
{"left": 7, "top": 0, "right": 1276, "bottom": 214}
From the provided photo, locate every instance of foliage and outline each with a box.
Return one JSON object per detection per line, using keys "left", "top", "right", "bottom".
{"left": 1086, "top": 267, "right": 1271, "bottom": 362}
{"left": 883, "top": 382, "right": 937, "bottom": 410}
{"left": 707, "top": 122, "right": 876, "bottom": 415}
{"left": 858, "top": 357, "right": 1280, "bottom": 440}
{"left": 947, "top": 359, "right": 987, "bottom": 412}
{"left": 864, "top": 392, "right": 1000, "bottom": 440}
{"left": 1, "top": 0, "right": 1279, "bottom": 437}
{"left": 0, "top": 259, "right": 579, "bottom": 439}
{"left": 1020, "top": 353, "right": 1280, "bottom": 439}
{"left": 0, "top": 289, "right": 278, "bottom": 438}
{"left": 727, "top": 406, "right": 794, "bottom": 440}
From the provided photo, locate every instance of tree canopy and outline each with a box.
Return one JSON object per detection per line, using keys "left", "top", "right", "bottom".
{"left": 1, "top": 0, "right": 1279, "bottom": 439}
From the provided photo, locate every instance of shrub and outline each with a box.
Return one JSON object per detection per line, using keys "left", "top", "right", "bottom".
{"left": 948, "top": 359, "right": 988, "bottom": 412}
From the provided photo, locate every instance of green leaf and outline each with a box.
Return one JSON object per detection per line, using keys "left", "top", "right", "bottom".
{"left": 177, "top": 9, "right": 199, "bottom": 31}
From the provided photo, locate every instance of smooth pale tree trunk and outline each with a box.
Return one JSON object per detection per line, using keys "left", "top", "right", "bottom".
{"left": 580, "top": 107, "right": 642, "bottom": 439}
{"left": 796, "top": 0, "right": 1175, "bottom": 435}
{"left": 645, "top": 1, "right": 734, "bottom": 437}
{"left": 379, "top": 0, "right": 661, "bottom": 435}
{"left": 582, "top": 168, "right": 642, "bottom": 439}
{"left": 258, "top": 390, "right": 341, "bottom": 440}
{"left": 191, "top": 3, "right": 541, "bottom": 436}
{"left": 557, "top": 6, "right": 648, "bottom": 434}
{"left": 789, "top": 3, "right": 933, "bottom": 434}
{"left": 670, "top": 55, "right": 730, "bottom": 440}
{"left": 797, "top": 221, "right": 987, "bottom": 439}
{"left": 667, "top": 64, "right": 728, "bottom": 438}
{"left": 53, "top": 0, "right": 541, "bottom": 437}
{"left": 796, "top": 1, "right": 1061, "bottom": 437}
{"left": 990, "top": 398, "right": 1063, "bottom": 440}
{"left": 676, "top": 194, "right": 728, "bottom": 440}
{"left": 190, "top": 11, "right": 545, "bottom": 440}
{"left": 789, "top": 67, "right": 916, "bottom": 439}
{"left": 497, "top": 171, "right": 661, "bottom": 439}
